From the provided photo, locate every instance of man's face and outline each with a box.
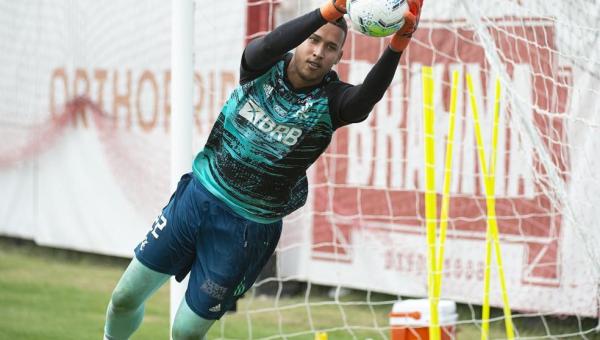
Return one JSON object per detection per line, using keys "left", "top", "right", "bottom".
{"left": 290, "top": 23, "right": 345, "bottom": 87}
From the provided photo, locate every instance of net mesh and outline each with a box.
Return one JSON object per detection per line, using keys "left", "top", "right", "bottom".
{"left": 1, "top": 0, "right": 600, "bottom": 338}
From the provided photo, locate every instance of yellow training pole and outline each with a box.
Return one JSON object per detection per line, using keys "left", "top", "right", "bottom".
{"left": 481, "top": 209, "right": 493, "bottom": 340}
{"left": 422, "top": 66, "right": 440, "bottom": 340}
{"left": 466, "top": 74, "right": 493, "bottom": 339}
{"left": 433, "top": 70, "right": 459, "bottom": 302}
{"left": 467, "top": 75, "right": 515, "bottom": 340}
{"left": 489, "top": 78, "right": 515, "bottom": 339}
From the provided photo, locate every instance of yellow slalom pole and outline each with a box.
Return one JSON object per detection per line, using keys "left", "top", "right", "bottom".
{"left": 467, "top": 74, "right": 493, "bottom": 340}
{"left": 481, "top": 206, "right": 493, "bottom": 340}
{"left": 467, "top": 75, "right": 515, "bottom": 340}
{"left": 434, "top": 70, "right": 459, "bottom": 302}
{"left": 466, "top": 74, "right": 492, "bottom": 339}
{"left": 488, "top": 79, "right": 515, "bottom": 339}
{"left": 422, "top": 66, "right": 440, "bottom": 340}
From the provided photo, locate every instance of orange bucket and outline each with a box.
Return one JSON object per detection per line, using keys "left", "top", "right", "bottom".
{"left": 389, "top": 299, "right": 458, "bottom": 340}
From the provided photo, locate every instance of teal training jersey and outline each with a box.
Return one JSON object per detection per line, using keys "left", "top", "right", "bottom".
{"left": 193, "top": 55, "right": 339, "bottom": 223}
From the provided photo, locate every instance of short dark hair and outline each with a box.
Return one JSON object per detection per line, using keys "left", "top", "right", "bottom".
{"left": 329, "top": 16, "right": 348, "bottom": 45}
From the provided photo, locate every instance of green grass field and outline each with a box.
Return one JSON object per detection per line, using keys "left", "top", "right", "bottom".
{"left": 1, "top": 237, "right": 598, "bottom": 339}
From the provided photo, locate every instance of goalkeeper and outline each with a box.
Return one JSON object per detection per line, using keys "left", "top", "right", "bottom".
{"left": 104, "top": 0, "right": 423, "bottom": 338}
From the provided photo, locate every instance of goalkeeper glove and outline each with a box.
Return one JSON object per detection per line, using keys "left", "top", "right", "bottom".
{"left": 390, "top": 0, "right": 424, "bottom": 52}
{"left": 320, "top": 0, "right": 347, "bottom": 22}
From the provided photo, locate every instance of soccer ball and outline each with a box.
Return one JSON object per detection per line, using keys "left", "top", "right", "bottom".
{"left": 347, "top": 0, "right": 409, "bottom": 37}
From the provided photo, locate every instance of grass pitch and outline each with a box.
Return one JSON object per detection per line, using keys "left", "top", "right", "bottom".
{"left": 0, "top": 237, "right": 598, "bottom": 339}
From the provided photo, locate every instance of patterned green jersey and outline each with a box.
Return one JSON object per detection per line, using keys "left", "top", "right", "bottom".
{"left": 193, "top": 55, "right": 340, "bottom": 223}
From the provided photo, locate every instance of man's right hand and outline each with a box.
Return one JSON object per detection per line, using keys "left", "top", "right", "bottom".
{"left": 321, "top": 0, "right": 347, "bottom": 22}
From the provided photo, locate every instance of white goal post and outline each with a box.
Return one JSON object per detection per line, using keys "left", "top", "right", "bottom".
{"left": 170, "top": 0, "right": 195, "bottom": 335}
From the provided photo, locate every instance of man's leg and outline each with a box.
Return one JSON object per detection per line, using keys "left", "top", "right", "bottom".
{"left": 172, "top": 298, "right": 215, "bottom": 340}
{"left": 104, "top": 257, "right": 170, "bottom": 340}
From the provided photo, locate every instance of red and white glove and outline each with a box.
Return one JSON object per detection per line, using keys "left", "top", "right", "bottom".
{"left": 390, "top": 0, "right": 424, "bottom": 52}
{"left": 320, "top": 0, "right": 347, "bottom": 22}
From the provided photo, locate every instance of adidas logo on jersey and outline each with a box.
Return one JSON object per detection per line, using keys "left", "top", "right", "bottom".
{"left": 239, "top": 100, "right": 303, "bottom": 146}
{"left": 295, "top": 100, "right": 314, "bottom": 118}
{"left": 208, "top": 304, "right": 221, "bottom": 313}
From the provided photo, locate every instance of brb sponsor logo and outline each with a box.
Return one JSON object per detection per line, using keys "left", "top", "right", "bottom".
{"left": 239, "top": 99, "right": 303, "bottom": 146}
{"left": 311, "top": 18, "right": 571, "bottom": 288}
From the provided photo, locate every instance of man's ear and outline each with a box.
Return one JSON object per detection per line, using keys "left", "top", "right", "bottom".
{"left": 334, "top": 50, "right": 344, "bottom": 64}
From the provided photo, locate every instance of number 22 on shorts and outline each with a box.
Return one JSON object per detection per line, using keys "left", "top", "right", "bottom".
{"left": 150, "top": 214, "right": 168, "bottom": 239}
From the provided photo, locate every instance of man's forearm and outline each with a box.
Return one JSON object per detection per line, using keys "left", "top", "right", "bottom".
{"left": 338, "top": 47, "right": 402, "bottom": 122}
{"left": 357, "top": 47, "right": 402, "bottom": 103}
{"left": 243, "top": 9, "right": 327, "bottom": 71}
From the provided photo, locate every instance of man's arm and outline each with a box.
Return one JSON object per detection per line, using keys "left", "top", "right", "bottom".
{"left": 329, "top": 0, "right": 423, "bottom": 127}
{"left": 329, "top": 47, "right": 403, "bottom": 126}
{"left": 242, "top": 10, "right": 325, "bottom": 73}
{"left": 241, "top": 1, "right": 346, "bottom": 78}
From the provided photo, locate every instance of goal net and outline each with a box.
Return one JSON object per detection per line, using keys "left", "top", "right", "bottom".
{"left": 1, "top": 0, "right": 599, "bottom": 338}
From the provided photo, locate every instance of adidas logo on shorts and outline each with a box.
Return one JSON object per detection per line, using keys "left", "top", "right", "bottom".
{"left": 208, "top": 304, "right": 221, "bottom": 313}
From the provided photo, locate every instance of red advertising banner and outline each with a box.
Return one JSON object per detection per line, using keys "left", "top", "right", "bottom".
{"left": 308, "top": 19, "right": 586, "bottom": 314}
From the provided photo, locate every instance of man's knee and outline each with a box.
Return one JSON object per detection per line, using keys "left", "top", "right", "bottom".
{"left": 171, "top": 303, "right": 214, "bottom": 340}
{"left": 171, "top": 320, "right": 207, "bottom": 340}
{"left": 110, "top": 285, "right": 143, "bottom": 313}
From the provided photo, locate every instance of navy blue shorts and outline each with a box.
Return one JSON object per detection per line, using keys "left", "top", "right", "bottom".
{"left": 134, "top": 173, "right": 282, "bottom": 320}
